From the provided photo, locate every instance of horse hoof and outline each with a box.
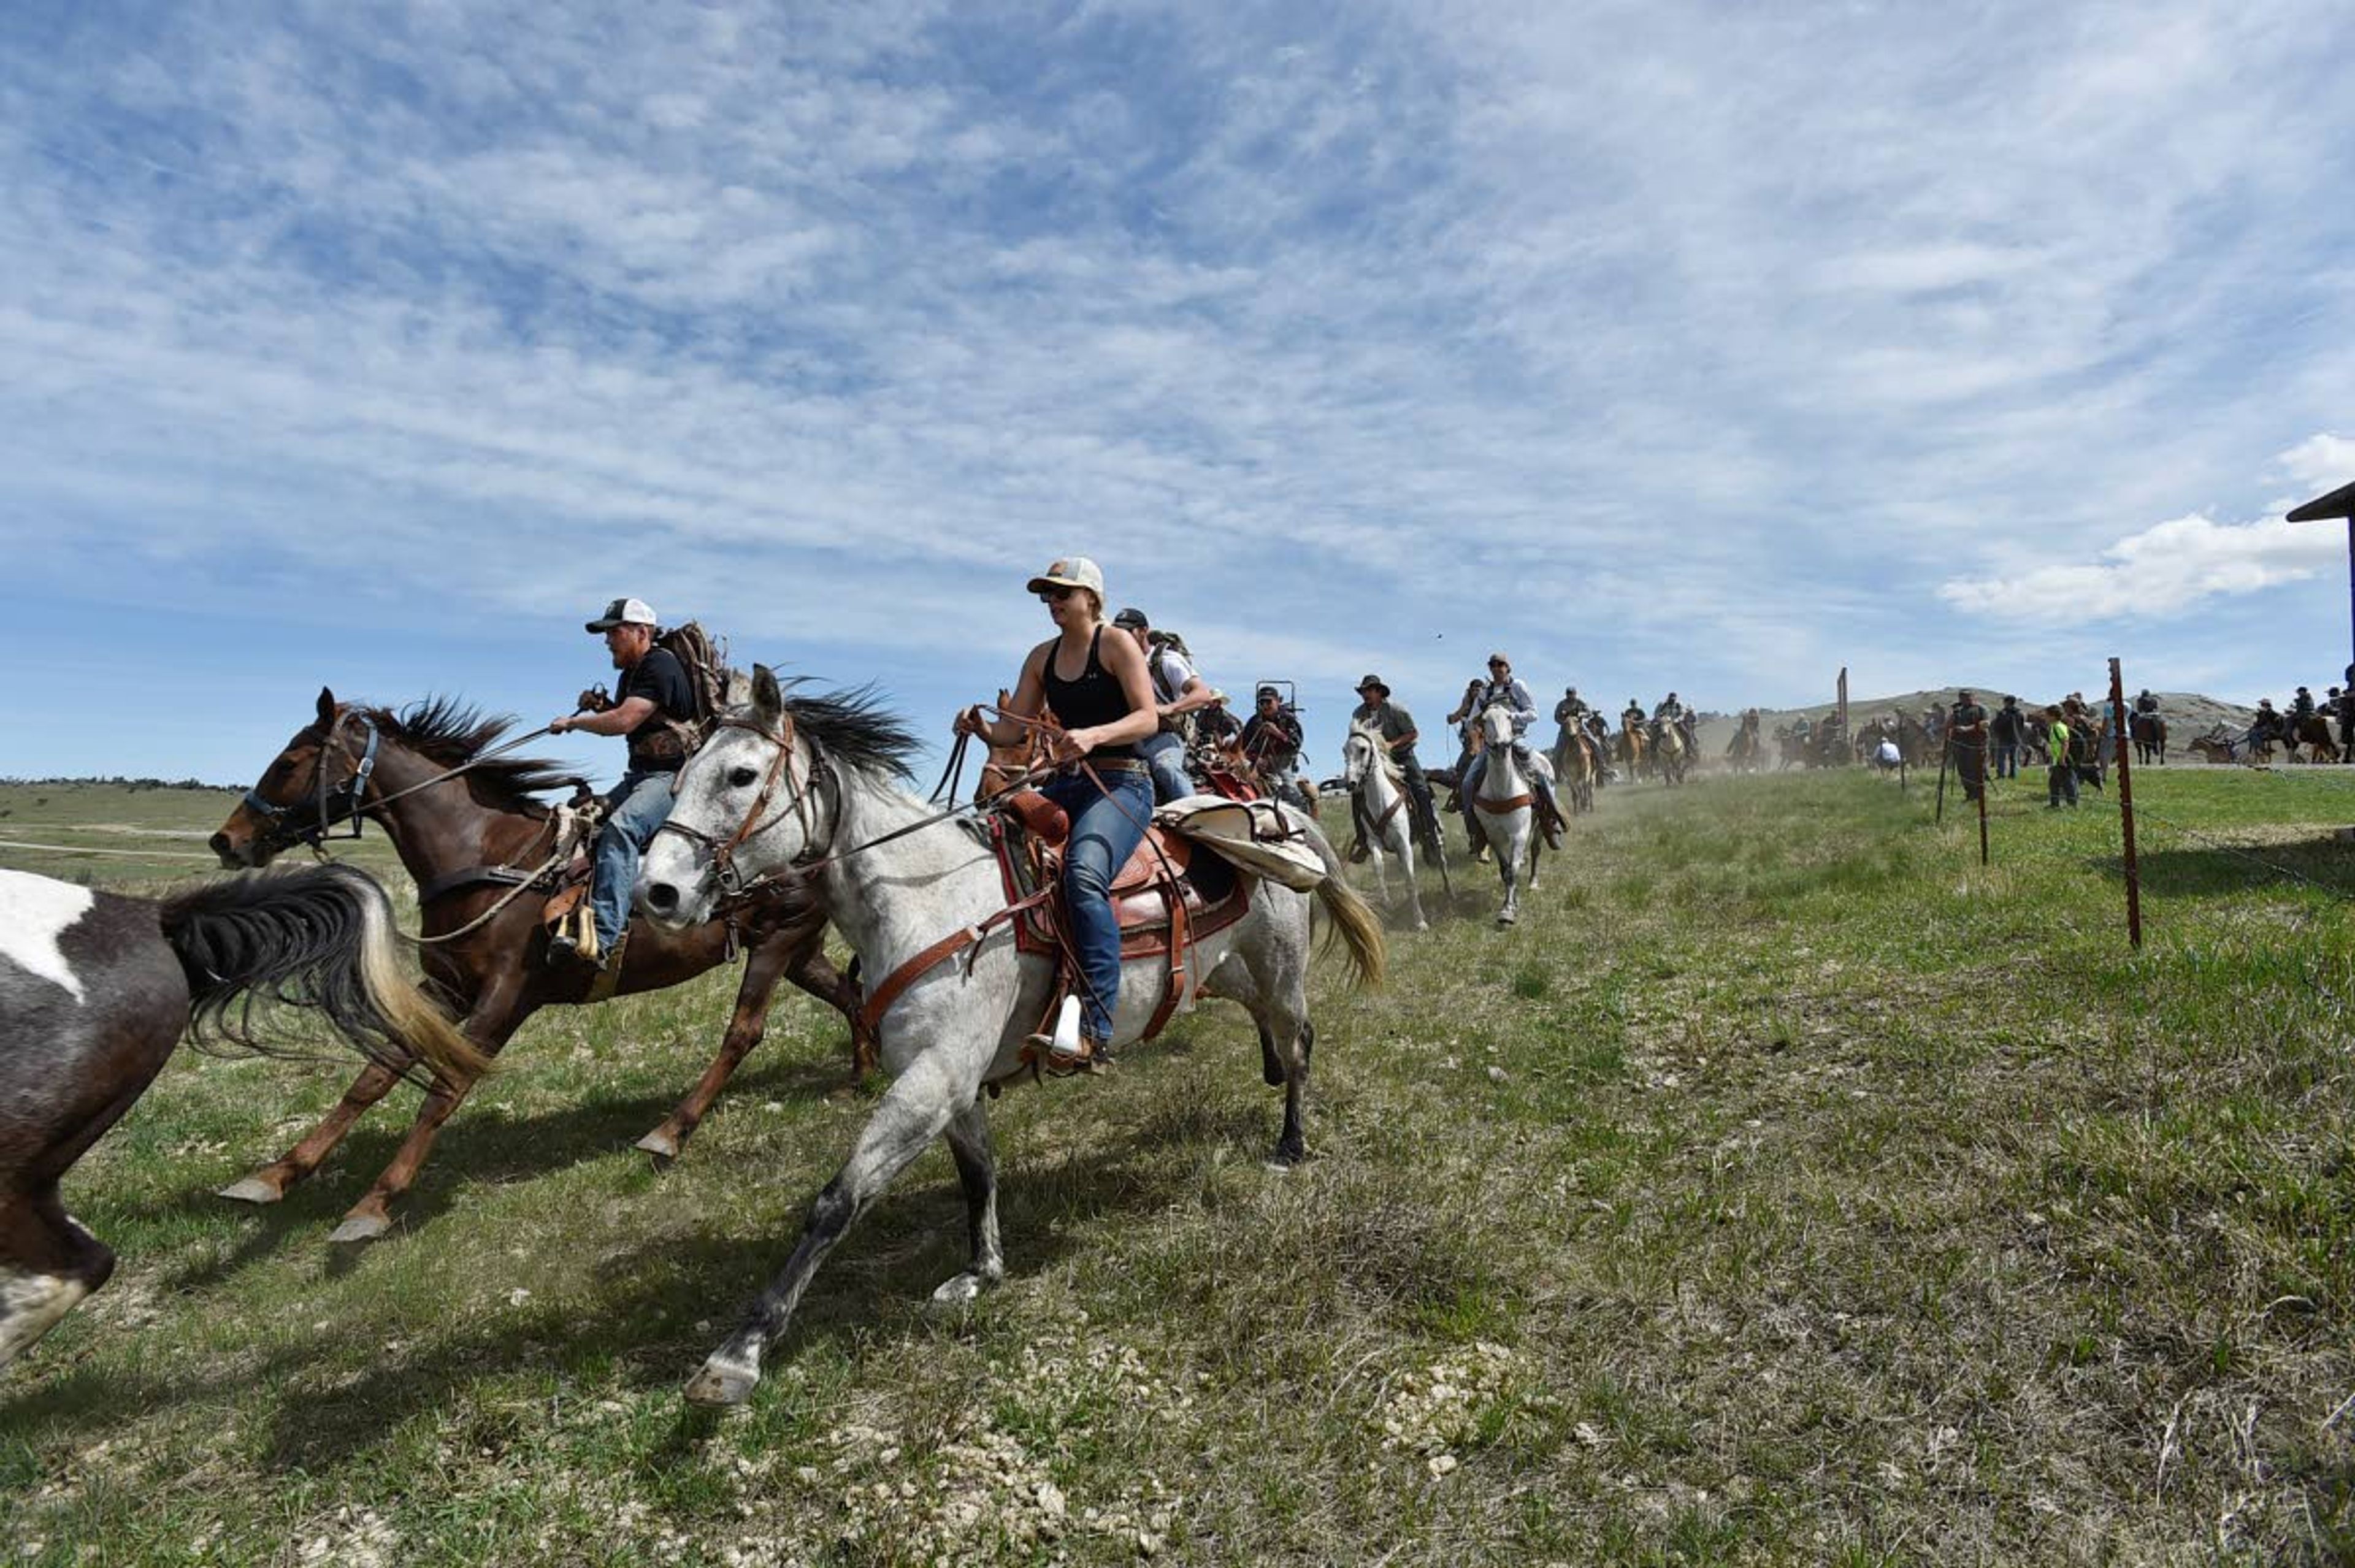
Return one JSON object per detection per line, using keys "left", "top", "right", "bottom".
{"left": 327, "top": 1213, "right": 391, "bottom": 1245}
{"left": 929, "top": 1271, "right": 994, "bottom": 1312}
{"left": 684, "top": 1354, "right": 760, "bottom": 1407}
{"left": 216, "top": 1176, "right": 285, "bottom": 1206}
{"left": 1496, "top": 912, "right": 1516, "bottom": 927}
{"left": 1265, "top": 1142, "right": 1305, "bottom": 1171}
{"left": 635, "top": 1129, "right": 681, "bottom": 1165}
{"left": 1412, "top": 919, "right": 1429, "bottom": 932}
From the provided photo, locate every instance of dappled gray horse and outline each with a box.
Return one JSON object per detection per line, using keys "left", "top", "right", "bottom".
{"left": 636, "top": 670, "right": 1384, "bottom": 1407}
{"left": 1343, "top": 721, "right": 1426, "bottom": 931}
{"left": 1468, "top": 700, "right": 1543, "bottom": 925}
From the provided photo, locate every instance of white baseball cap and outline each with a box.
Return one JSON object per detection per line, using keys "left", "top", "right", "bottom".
{"left": 585, "top": 596, "right": 657, "bottom": 632}
{"left": 1025, "top": 557, "right": 1105, "bottom": 600}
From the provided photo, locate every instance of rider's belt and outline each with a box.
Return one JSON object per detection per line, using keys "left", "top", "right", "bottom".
{"left": 1086, "top": 755, "right": 1149, "bottom": 773}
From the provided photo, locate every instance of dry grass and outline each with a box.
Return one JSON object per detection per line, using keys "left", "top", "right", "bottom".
{"left": 5, "top": 767, "right": 2355, "bottom": 1564}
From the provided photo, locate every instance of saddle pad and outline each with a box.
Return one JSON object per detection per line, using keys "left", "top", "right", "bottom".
{"left": 1153, "top": 797, "right": 1326, "bottom": 890}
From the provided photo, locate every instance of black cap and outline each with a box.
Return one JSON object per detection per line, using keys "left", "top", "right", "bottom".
{"left": 1112, "top": 607, "right": 1149, "bottom": 630}
{"left": 1257, "top": 684, "right": 1279, "bottom": 700}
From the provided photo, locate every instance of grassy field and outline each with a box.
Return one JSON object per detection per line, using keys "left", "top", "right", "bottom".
{"left": 5, "top": 765, "right": 2355, "bottom": 1564}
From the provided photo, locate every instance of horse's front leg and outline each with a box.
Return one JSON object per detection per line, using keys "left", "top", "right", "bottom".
{"left": 687, "top": 1059, "right": 966, "bottom": 1407}
{"left": 930, "top": 1100, "right": 1003, "bottom": 1309}
{"left": 638, "top": 932, "right": 798, "bottom": 1164}
{"left": 1496, "top": 839, "right": 1520, "bottom": 926}
{"left": 1394, "top": 827, "right": 1427, "bottom": 931}
{"left": 219, "top": 1056, "right": 413, "bottom": 1204}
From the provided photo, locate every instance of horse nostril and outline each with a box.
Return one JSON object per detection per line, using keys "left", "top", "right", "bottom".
{"left": 646, "top": 882, "right": 678, "bottom": 913}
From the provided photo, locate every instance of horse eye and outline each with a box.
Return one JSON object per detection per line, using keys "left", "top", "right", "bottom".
{"left": 728, "top": 766, "right": 759, "bottom": 789}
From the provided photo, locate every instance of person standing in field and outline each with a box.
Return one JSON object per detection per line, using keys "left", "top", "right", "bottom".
{"left": 1948, "top": 689, "right": 1988, "bottom": 802}
{"left": 1991, "top": 695, "right": 2024, "bottom": 779}
{"left": 2044, "top": 705, "right": 2078, "bottom": 809}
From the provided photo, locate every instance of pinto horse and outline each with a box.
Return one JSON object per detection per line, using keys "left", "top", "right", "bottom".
{"left": 637, "top": 671, "right": 1384, "bottom": 1405}
{"left": 207, "top": 690, "right": 872, "bottom": 1242}
{"left": 1, "top": 863, "right": 483, "bottom": 1370}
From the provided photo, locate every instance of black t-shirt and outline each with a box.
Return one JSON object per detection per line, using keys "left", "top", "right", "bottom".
{"left": 619, "top": 648, "right": 695, "bottom": 770}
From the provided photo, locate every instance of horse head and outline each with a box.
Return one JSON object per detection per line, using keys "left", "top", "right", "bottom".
{"left": 1477, "top": 701, "right": 1518, "bottom": 752}
{"left": 641, "top": 665, "right": 827, "bottom": 930}
{"left": 211, "top": 687, "right": 368, "bottom": 868}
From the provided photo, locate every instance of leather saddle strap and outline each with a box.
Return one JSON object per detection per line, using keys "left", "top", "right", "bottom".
{"left": 416, "top": 865, "right": 538, "bottom": 904}
{"left": 1475, "top": 793, "right": 1534, "bottom": 814}
{"left": 856, "top": 885, "right": 1057, "bottom": 1040}
{"left": 1144, "top": 877, "right": 1191, "bottom": 1042}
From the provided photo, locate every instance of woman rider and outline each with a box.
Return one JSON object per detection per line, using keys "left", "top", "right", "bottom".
{"left": 954, "top": 557, "right": 1160, "bottom": 1068}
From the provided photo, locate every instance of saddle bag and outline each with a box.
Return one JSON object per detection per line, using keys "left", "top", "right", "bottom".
{"left": 1154, "top": 797, "right": 1326, "bottom": 890}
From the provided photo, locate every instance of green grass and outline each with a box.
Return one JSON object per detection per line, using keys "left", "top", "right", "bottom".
{"left": 6, "top": 766, "right": 2355, "bottom": 1562}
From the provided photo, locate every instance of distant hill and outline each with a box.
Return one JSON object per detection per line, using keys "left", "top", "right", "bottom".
{"left": 1687, "top": 689, "right": 2259, "bottom": 756}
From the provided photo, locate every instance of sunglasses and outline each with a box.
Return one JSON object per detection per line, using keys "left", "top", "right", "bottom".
{"left": 1038, "top": 586, "right": 1079, "bottom": 603}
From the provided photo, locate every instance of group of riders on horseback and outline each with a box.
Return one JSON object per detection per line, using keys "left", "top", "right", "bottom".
{"left": 2230, "top": 678, "right": 2355, "bottom": 763}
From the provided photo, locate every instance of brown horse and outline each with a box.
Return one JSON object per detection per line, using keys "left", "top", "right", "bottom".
{"left": 1550, "top": 729, "right": 1599, "bottom": 813}
{"left": 207, "top": 690, "right": 873, "bottom": 1242}
{"left": 2, "top": 863, "right": 484, "bottom": 1368}
{"left": 2292, "top": 714, "right": 2341, "bottom": 763}
{"left": 2129, "top": 709, "right": 2169, "bottom": 765}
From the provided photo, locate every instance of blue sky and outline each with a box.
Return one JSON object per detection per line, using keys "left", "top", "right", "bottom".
{"left": 7, "top": 0, "right": 2355, "bottom": 789}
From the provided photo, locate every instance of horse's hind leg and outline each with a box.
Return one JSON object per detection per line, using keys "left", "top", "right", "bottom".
{"left": 930, "top": 1101, "right": 1003, "bottom": 1309}
{"left": 329, "top": 979, "right": 526, "bottom": 1242}
{"left": 639, "top": 934, "right": 800, "bottom": 1164}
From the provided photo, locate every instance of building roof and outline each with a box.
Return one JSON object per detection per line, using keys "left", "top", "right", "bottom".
{"left": 2287, "top": 479, "right": 2355, "bottom": 522}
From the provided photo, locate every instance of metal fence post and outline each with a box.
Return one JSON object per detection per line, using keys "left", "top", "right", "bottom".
{"left": 2109, "top": 656, "right": 2143, "bottom": 948}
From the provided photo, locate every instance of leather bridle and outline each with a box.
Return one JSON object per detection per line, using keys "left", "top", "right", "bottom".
{"left": 653, "top": 711, "right": 832, "bottom": 898}
{"left": 242, "top": 708, "right": 385, "bottom": 855}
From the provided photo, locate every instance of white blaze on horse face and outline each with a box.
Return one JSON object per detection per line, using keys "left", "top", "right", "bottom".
{"left": 0, "top": 869, "right": 94, "bottom": 1003}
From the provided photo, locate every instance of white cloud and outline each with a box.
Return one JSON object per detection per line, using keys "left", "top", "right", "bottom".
{"left": 1937, "top": 511, "right": 2345, "bottom": 622}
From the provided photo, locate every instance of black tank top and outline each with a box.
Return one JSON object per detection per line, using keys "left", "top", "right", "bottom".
{"left": 1041, "top": 627, "right": 1138, "bottom": 760}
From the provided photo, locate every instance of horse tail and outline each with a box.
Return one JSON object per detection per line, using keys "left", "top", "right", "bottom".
{"left": 1298, "top": 817, "right": 1386, "bottom": 991}
{"left": 159, "top": 863, "right": 491, "bottom": 1088}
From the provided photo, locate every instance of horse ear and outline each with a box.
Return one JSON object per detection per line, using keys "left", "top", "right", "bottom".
{"left": 752, "top": 664, "right": 782, "bottom": 724}
{"left": 316, "top": 687, "right": 336, "bottom": 726}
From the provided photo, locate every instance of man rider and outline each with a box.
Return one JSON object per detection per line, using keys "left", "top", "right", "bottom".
{"left": 1557, "top": 686, "right": 1612, "bottom": 781}
{"left": 2248, "top": 698, "right": 2285, "bottom": 752}
{"left": 549, "top": 597, "right": 695, "bottom": 969}
{"left": 1112, "top": 607, "right": 1220, "bottom": 803}
{"left": 1458, "top": 653, "right": 1566, "bottom": 849}
{"left": 1349, "top": 673, "right": 1438, "bottom": 858}
{"left": 1239, "top": 685, "right": 1309, "bottom": 805}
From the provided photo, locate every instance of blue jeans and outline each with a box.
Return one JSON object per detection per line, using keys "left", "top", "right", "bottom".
{"left": 595, "top": 769, "right": 676, "bottom": 950}
{"left": 1993, "top": 741, "right": 2019, "bottom": 779}
{"left": 1040, "top": 765, "right": 1154, "bottom": 1042}
{"left": 1138, "top": 732, "right": 1193, "bottom": 804}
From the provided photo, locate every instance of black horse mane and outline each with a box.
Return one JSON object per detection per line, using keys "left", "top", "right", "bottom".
{"left": 366, "top": 696, "right": 586, "bottom": 806}
{"left": 779, "top": 683, "right": 922, "bottom": 783}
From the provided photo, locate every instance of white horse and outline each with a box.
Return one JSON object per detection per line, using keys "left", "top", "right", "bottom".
{"left": 1468, "top": 701, "right": 1545, "bottom": 925}
{"left": 636, "top": 671, "right": 1385, "bottom": 1407}
{"left": 1342, "top": 721, "right": 1426, "bottom": 931}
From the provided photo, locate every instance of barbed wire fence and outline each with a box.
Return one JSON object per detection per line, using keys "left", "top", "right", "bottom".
{"left": 1912, "top": 657, "right": 2355, "bottom": 1014}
